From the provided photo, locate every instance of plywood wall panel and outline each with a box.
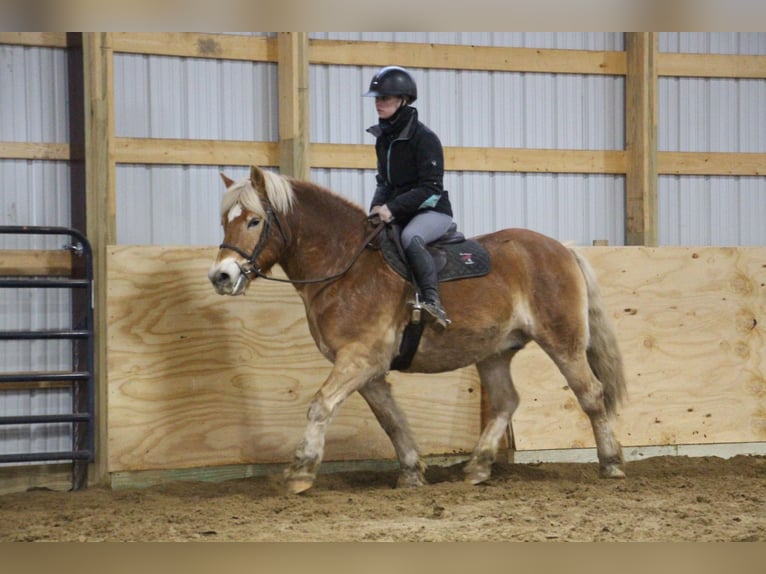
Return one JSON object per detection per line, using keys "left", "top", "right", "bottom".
{"left": 106, "top": 246, "right": 480, "bottom": 472}
{"left": 107, "top": 246, "right": 765, "bottom": 473}
{"left": 511, "top": 246, "right": 766, "bottom": 450}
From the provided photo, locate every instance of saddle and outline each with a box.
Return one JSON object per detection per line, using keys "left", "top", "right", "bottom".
{"left": 377, "top": 223, "right": 491, "bottom": 283}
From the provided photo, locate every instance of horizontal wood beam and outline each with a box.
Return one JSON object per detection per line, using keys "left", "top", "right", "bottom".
{"left": 310, "top": 40, "right": 627, "bottom": 75}
{"left": 0, "top": 250, "right": 72, "bottom": 276}
{"left": 658, "top": 53, "right": 766, "bottom": 79}
{"left": 0, "top": 142, "right": 72, "bottom": 161}
{"left": 9, "top": 138, "right": 753, "bottom": 178}
{"left": 113, "top": 138, "right": 279, "bottom": 167}
{"left": 445, "top": 147, "right": 626, "bottom": 174}
{"left": 114, "top": 139, "right": 626, "bottom": 175}
{"left": 110, "top": 33, "right": 278, "bottom": 62}
{"left": 0, "top": 32, "right": 68, "bottom": 48}
{"left": 659, "top": 151, "right": 766, "bottom": 176}
{"left": 2, "top": 33, "right": 763, "bottom": 81}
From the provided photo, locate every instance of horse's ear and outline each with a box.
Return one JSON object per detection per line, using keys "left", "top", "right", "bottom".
{"left": 249, "top": 165, "right": 266, "bottom": 192}
{"left": 220, "top": 173, "right": 234, "bottom": 189}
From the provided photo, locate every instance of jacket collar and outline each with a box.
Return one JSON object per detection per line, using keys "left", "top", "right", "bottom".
{"left": 366, "top": 107, "right": 418, "bottom": 139}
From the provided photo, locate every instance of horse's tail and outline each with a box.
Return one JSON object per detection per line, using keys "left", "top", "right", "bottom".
{"left": 570, "top": 249, "right": 627, "bottom": 416}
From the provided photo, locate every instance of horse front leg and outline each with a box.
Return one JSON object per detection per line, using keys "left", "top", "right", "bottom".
{"left": 284, "top": 350, "right": 385, "bottom": 494}
{"left": 359, "top": 376, "right": 426, "bottom": 488}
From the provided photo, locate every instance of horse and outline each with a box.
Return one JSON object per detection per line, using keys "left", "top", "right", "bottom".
{"left": 208, "top": 165, "right": 627, "bottom": 494}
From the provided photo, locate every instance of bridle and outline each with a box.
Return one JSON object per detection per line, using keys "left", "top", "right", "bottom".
{"left": 217, "top": 207, "right": 386, "bottom": 285}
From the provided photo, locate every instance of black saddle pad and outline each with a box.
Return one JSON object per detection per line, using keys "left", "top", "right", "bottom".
{"left": 378, "top": 225, "right": 491, "bottom": 282}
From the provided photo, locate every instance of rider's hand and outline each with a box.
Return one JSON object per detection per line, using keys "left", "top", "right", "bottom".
{"left": 370, "top": 204, "right": 393, "bottom": 223}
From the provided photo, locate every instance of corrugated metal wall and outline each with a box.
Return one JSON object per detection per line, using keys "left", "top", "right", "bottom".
{"left": 658, "top": 33, "right": 766, "bottom": 246}
{"left": 0, "top": 44, "right": 74, "bottom": 461}
{"left": 2, "top": 32, "right": 765, "bottom": 461}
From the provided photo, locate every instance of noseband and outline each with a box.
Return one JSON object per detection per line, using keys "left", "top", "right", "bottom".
{"left": 218, "top": 206, "right": 287, "bottom": 280}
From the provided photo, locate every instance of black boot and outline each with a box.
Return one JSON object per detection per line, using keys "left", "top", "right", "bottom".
{"left": 404, "top": 236, "right": 450, "bottom": 328}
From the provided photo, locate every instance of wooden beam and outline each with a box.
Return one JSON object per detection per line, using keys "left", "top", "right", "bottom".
{"left": 112, "top": 139, "right": 766, "bottom": 178}
{"left": 310, "top": 143, "right": 626, "bottom": 174}
{"left": 113, "top": 138, "right": 279, "bottom": 167}
{"left": 278, "top": 33, "right": 310, "bottom": 180}
{"left": 110, "top": 32, "right": 278, "bottom": 62}
{"left": 0, "top": 142, "right": 72, "bottom": 161}
{"left": 625, "top": 33, "right": 658, "bottom": 247}
{"left": 444, "top": 147, "right": 626, "bottom": 174}
{"left": 83, "top": 33, "right": 115, "bottom": 486}
{"left": 659, "top": 53, "right": 766, "bottom": 79}
{"left": 659, "top": 151, "right": 766, "bottom": 176}
{"left": 0, "top": 32, "right": 67, "bottom": 48}
{"left": 310, "top": 40, "right": 627, "bottom": 76}
{"left": 0, "top": 250, "right": 72, "bottom": 276}
{"left": 112, "top": 139, "right": 626, "bottom": 175}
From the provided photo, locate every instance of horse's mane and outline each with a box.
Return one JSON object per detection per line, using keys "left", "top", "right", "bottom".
{"left": 221, "top": 169, "right": 295, "bottom": 220}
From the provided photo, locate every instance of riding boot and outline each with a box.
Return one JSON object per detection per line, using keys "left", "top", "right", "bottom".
{"left": 404, "top": 236, "right": 451, "bottom": 328}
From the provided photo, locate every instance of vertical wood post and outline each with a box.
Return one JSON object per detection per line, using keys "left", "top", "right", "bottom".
{"left": 625, "top": 33, "right": 658, "bottom": 246}
{"left": 277, "top": 32, "right": 310, "bottom": 180}
{"left": 82, "top": 32, "right": 115, "bottom": 484}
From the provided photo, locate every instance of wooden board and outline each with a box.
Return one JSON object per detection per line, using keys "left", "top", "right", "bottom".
{"left": 107, "top": 246, "right": 766, "bottom": 473}
{"left": 0, "top": 250, "right": 72, "bottom": 276}
{"left": 106, "top": 246, "right": 480, "bottom": 473}
{"left": 511, "top": 246, "right": 766, "bottom": 450}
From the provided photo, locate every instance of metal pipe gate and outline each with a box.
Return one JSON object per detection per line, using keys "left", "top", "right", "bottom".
{"left": 0, "top": 226, "right": 95, "bottom": 490}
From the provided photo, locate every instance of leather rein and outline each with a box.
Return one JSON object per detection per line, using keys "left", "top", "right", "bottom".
{"left": 218, "top": 209, "right": 386, "bottom": 285}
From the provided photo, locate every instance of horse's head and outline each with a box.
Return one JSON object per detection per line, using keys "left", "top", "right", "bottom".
{"left": 208, "top": 166, "right": 293, "bottom": 296}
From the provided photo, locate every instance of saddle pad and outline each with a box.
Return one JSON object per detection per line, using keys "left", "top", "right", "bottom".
{"left": 379, "top": 227, "right": 491, "bottom": 283}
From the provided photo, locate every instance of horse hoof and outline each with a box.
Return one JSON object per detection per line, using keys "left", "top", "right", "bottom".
{"left": 286, "top": 477, "right": 315, "bottom": 494}
{"left": 464, "top": 467, "right": 491, "bottom": 485}
{"left": 397, "top": 472, "right": 426, "bottom": 489}
{"left": 600, "top": 465, "right": 626, "bottom": 479}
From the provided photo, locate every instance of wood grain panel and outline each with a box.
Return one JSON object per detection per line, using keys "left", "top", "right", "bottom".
{"left": 107, "top": 246, "right": 480, "bottom": 473}
{"left": 511, "top": 246, "right": 766, "bottom": 450}
{"left": 107, "top": 246, "right": 766, "bottom": 472}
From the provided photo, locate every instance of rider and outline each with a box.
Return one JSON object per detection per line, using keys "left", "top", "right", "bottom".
{"left": 364, "top": 66, "right": 453, "bottom": 328}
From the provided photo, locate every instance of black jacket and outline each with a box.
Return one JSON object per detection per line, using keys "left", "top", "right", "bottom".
{"left": 367, "top": 106, "right": 452, "bottom": 226}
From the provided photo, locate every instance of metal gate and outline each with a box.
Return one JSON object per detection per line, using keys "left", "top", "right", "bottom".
{"left": 0, "top": 226, "right": 95, "bottom": 490}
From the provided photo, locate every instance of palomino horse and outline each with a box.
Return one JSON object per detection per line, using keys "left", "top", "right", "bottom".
{"left": 208, "top": 166, "right": 627, "bottom": 494}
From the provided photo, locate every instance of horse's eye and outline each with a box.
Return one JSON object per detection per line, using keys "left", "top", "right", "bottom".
{"left": 247, "top": 218, "right": 260, "bottom": 229}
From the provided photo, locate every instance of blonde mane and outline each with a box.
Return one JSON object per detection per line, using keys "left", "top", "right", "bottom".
{"left": 220, "top": 169, "right": 295, "bottom": 221}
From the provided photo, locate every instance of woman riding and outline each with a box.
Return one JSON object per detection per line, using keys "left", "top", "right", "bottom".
{"left": 364, "top": 65, "right": 454, "bottom": 328}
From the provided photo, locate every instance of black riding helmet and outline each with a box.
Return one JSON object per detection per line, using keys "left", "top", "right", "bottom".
{"left": 363, "top": 66, "right": 417, "bottom": 104}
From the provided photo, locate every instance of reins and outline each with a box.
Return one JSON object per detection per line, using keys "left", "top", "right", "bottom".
{"left": 219, "top": 211, "right": 386, "bottom": 286}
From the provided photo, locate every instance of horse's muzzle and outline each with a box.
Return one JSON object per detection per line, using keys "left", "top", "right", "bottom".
{"left": 208, "top": 258, "right": 248, "bottom": 296}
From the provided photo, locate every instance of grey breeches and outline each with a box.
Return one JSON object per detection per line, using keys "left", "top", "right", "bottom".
{"left": 400, "top": 211, "right": 454, "bottom": 250}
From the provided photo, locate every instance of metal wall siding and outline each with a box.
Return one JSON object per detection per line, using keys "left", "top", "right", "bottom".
{"left": 0, "top": 45, "right": 69, "bottom": 143}
{"left": 114, "top": 54, "right": 278, "bottom": 141}
{"left": 113, "top": 52, "right": 278, "bottom": 244}
{"left": 116, "top": 164, "right": 249, "bottom": 245}
{"left": 657, "top": 32, "right": 766, "bottom": 246}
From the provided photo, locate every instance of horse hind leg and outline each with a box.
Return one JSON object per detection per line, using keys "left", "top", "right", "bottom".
{"left": 556, "top": 354, "right": 625, "bottom": 478}
{"left": 359, "top": 376, "right": 426, "bottom": 488}
{"left": 464, "top": 350, "right": 519, "bottom": 485}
